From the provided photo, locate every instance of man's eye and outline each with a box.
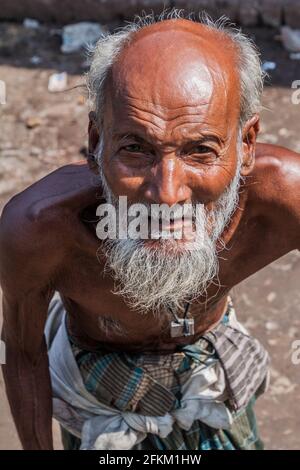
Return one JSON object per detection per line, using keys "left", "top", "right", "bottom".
{"left": 122, "top": 144, "right": 142, "bottom": 153}
{"left": 192, "top": 145, "right": 213, "bottom": 154}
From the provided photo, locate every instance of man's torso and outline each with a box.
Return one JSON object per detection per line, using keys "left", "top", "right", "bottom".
{"left": 3, "top": 143, "right": 299, "bottom": 353}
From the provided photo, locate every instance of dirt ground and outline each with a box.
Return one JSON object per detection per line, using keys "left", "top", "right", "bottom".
{"left": 0, "top": 22, "right": 300, "bottom": 450}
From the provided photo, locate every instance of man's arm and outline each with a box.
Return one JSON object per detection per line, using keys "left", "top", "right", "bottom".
{"left": 274, "top": 147, "right": 300, "bottom": 250}
{"left": 2, "top": 291, "right": 53, "bottom": 450}
{"left": 0, "top": 198, "right": 61, "bottom": 450}
{"left": 255, "top": 143, "right": 300, "bottom": 250}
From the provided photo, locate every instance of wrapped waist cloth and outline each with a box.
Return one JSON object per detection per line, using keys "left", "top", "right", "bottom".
{"left": 45, "top": 294, "right": 270, "bottom": 450}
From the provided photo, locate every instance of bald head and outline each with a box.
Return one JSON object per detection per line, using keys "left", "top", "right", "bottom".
{"left": 106, "top": 19, "right": 241, "bottom": 145}
{"left": 87, "top": 11, "right": 263, "bottom": 212}
{"left": 111, "top": 20, "right": 239, "bottom": 111}
{"left": 87, "top": 13, "right": 263, "bottom": 132}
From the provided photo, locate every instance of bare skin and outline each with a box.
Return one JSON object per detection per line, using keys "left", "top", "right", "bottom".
{"left": 0, "top": 19, "right": 300, "bottom": 450}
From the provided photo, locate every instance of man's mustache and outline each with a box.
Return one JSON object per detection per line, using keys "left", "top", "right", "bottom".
{"left": 96, "top": 197, "right": 206, "bottom": 241}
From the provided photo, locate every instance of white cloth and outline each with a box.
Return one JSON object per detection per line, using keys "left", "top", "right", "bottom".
{"left": 45, "top": 295, "right": 233, "bottom": 450}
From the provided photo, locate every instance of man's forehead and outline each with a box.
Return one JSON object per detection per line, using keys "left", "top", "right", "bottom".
{"left": 107, "top": 21, "right": 240, "bottom": 121}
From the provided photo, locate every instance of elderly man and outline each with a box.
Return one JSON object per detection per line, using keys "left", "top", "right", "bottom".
{"left": 0, "top": 13, "right": 299, "bottom": 451}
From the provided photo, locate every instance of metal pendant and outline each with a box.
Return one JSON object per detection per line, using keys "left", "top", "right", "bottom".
{"left": 170, "top": 318, "right": 195, "bottom": 338}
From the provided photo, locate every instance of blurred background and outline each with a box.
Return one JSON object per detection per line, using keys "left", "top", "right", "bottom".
{"left": 0, "top": 0, "right": 300, "bottom": 450}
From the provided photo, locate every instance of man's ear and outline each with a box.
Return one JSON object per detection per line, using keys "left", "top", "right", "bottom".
{"left": 241, "top": 114, "right": 260, "bottom": 176}
{"left": 87, "top": 111, "right": 100, "bottom": 173}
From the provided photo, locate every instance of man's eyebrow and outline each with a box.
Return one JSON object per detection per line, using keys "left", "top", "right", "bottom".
{"left": 164, "top": 134, "right": 226, "bottom": 151}
{"left": 112, "top": 132, "right": 226, "bottom": 146}
{"left": 184, "top": 134, "right": 226, "bottom": 146}
{"left": 112, "top": 132, "right": 149, "bottom": 143}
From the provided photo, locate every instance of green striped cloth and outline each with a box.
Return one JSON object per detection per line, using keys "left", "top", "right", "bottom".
{"left": 61, "top": 300, "right": 268, "bottom": 450}
{"left": 61, "top": 395, "right": 263, "bottom": 450}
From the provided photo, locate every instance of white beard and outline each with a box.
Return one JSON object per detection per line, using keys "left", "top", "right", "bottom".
{"left": 96, "top": 146, "right": 243, "bottom": 315}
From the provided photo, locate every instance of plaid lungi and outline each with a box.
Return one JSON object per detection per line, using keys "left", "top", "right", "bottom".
{"left": 57, "top": 299, "right": 269, "bottom": 450}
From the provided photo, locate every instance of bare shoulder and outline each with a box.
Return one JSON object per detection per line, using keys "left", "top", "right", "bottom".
{"left": 253, "top": 143, "right": 300, "bottom": 202}
{"left": 3, "top": 161, "right": 99, "bottom": 217}
{"left": 0, "top": 161, "right": 99, "bottom": 292}
{"left": 0, "top": 161, "right": 100, "bottom": 228}
{"left": 250, "top": 143, "right": 300, "bottom": 248}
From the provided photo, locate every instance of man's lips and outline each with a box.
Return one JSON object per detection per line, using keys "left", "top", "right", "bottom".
{"left": 147, "top": 218, "right": 197, "bottom": 240}
{"left": 124, "top": 213, "right": 199, "bottom": 240}
{"left": 147, "top": 216, "right": 195, "bottom": 229}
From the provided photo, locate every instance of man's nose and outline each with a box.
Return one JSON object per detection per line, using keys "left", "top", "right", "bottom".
{"left": 144, "top": 157, "right": 191, "bottom": 206}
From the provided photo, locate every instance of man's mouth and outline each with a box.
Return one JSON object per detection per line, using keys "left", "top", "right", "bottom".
{"left": 146, "top": 216, "right": 197, "bottom": 240}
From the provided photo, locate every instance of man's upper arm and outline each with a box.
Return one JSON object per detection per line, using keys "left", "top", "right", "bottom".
{"left": 0, "top": 198, "right": 58, "bottom": 360}
{"left": 256, "top": 145, "right": 300, "bottom": 250}
{"left": 279, "top": 151, "right": 300, "bottom": 250}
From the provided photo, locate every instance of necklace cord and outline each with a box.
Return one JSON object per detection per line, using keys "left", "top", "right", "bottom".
{"left": 168, "top": 301, "right": 191, "bottom": 324}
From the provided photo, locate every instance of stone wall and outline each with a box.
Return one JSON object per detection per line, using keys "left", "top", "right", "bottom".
{"left": 0, "top": 0, "right": 299, "bottom": 28}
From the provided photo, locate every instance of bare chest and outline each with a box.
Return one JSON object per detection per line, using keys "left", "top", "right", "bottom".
{"left": 53, "top": 212, "right": 289, "bottom": 351}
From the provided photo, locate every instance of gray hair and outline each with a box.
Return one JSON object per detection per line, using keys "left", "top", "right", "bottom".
{"left": 86, "top": 9, "right": 264, "bottom": 141}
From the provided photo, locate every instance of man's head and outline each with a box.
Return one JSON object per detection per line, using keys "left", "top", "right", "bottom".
{"left": 86, "top": 11, "right": 263, "bottom": 313}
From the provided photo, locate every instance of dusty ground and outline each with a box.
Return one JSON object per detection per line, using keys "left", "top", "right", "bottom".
{"left": 0, "top": 22, "right": 300, "bottom": 450}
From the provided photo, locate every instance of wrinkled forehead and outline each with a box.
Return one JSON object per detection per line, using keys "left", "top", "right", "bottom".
{"left": 106, "top": 26, "right": 241, "bottom": 130}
